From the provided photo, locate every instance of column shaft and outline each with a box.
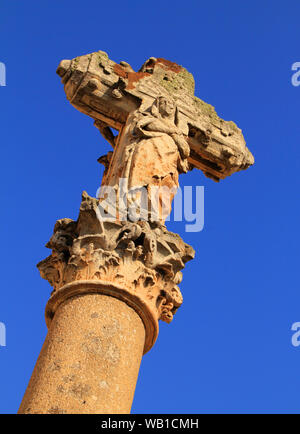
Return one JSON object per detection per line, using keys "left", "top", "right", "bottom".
{"left": 19, "top": 294, "right": 145, "bottom": 414}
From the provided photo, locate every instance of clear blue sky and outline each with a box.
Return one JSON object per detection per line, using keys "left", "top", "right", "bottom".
{"left": 0, "top": 0, "right": 300, "bottom": 414}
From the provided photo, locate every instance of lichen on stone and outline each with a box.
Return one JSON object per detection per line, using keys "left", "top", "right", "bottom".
{"left": 71, "top": 57, "right": 80, "bottom": 71}
{"left": 96, "top": 50, "right": 109, "bottom": 64}
{"left": 160, "top": 66, "right": 195, "bottom": 95}
{"left": 193, "top": 96, "right": 217, "bottom": 120}
{"left": 193, "top": 96, "right": 239, "bottom": 133}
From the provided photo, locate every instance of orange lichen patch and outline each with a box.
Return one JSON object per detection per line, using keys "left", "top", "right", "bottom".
{"left": 113, "top": 64, "right": 151, "bottom": 90}
{"left": 127, "top": 71, "right": 151, "bottom": 89}
{"left": 156, "top": 58, "right": 182, "bottom": 73}
{"left": 113, "top": 63, "right": 127, "bottom": 79}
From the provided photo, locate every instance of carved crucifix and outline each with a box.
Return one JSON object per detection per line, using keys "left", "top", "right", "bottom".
{"left": 56, "top": 52, "right": 253, "bottom": 223}
{"left": 18, "top": 51, "right": 254, "bottom": 415}
{"left": 57, "top": 53, "right": 253, "bottom": 181}
{"left": 38, "top": 51, "right": 254, "bottom": 351}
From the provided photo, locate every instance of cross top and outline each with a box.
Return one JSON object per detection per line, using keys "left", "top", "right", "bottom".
{"left": 57, "top": 51, "right": 254, "bottom": 182}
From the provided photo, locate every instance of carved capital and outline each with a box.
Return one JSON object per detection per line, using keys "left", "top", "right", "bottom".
{"left": 38, "top": 192, "right": 194, "bottom": 353}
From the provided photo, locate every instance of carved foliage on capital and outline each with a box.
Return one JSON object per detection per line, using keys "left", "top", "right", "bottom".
{"left": 38, "top": 193, "right": 194, "bottom": 324}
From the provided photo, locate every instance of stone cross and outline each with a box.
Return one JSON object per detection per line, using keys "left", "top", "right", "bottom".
{"left": 18, "top": 51, "right": 254, "bottom": 414}
{"left": 57, "top": 52, "right": 253, "bottom": 182}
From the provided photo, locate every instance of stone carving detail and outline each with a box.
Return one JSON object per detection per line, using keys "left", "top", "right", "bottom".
{"left": 39, "top": 50, "right": 254, "bottom": 348}
{"left": 98, "top": 96, "right": 190, "bottom": 222}
{"left": 38, "top": 192, "right": 194, "bottom": 324}
{"left": 103, "top": 96, "right": 190, "bottom": 184}
{"left": 57, "top": 51, "right": 254, "bottom": 182}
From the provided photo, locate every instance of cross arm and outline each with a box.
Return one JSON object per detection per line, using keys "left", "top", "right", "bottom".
{"left": 57, "top": 51, "right": 254, "bottom": 182}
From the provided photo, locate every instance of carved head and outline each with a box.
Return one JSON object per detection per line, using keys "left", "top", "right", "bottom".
{"left": 151, "top": 96, "right": 177, "bottom": 122}
{"left": 157, "top": 96, "right": 175, "bottom": 119}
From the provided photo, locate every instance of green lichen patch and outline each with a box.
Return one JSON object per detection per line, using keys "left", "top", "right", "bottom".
{"left": 96, "top": 50, "right": 109, "bottom": 64}
{"left": 193, "top": 96, "right": 217, "bottom": 120}
{"left": 160, "top": 66, "right": 195, "bottom": 95}
{"left": 227, "top": 120, "right": 240, "bottom": 133}
{"left": 193, "top": 97, "right": 239, "bottom": 133}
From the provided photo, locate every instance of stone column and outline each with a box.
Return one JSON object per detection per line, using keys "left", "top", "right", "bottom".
{"left": 19, "top": 293, "right": 145, "bottom": 414}
{"left": 19, "top": 193, "right": 194, "bottom": 414}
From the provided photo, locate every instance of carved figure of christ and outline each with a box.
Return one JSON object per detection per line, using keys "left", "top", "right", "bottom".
{"left": 96, "top": 96, "right": 190, "bottom": 223}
